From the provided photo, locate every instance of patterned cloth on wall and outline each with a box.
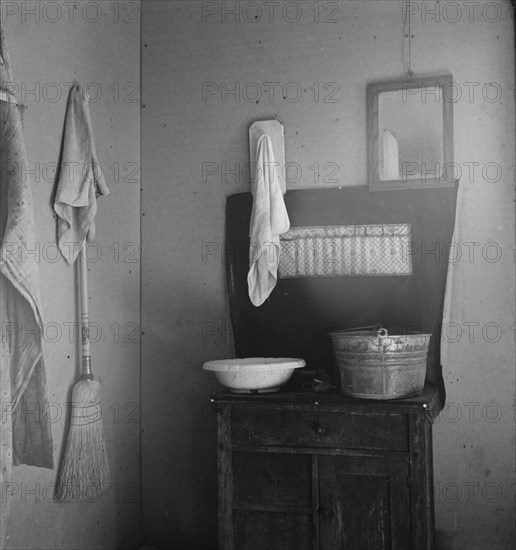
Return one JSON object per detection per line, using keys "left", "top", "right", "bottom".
{"left": 279, "top": 224, "right": 413, "bottom": 278}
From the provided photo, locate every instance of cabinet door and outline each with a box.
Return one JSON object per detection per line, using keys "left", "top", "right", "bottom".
{"left": 234, "top": 510, "right": 313, "bottom": 550}
{"left": 318, "top": 455, "right": 411, "bottom": 550}
{"left": 232, "top": 451, "right": 314, "bottom": 550}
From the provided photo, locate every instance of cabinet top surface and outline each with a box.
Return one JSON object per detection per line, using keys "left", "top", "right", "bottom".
{"left": 212, "top": 383, "right": 440, "bottom": 414}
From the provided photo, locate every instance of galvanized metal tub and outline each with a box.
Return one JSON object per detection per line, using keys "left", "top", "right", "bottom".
{"left": 329, "top": 327, "right": 431, "bottom": 399}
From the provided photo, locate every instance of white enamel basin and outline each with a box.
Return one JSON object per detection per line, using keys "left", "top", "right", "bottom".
{"left": 203, "top": 357, "right": 305, "bottom": 393}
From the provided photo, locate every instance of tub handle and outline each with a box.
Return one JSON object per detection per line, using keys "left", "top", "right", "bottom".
{"left": 329, "top": 324, "right": 382, "bottom": 337}
{"left": 341, "top": 324, "right": 382, "bottom": 332}
{"left": 375, "top": 328, "right": 391, "bottom": 348}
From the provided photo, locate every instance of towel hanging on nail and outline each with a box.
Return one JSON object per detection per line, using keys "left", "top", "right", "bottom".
{"left": 247, "top": 134, "right": 290, "bottom": 306}
{"left": 54, "top": 83, "right": 110, "bottom": 264}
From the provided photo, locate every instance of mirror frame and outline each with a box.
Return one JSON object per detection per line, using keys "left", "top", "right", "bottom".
{"left": 367, "top": 74, "right": 455, "bottom": 191}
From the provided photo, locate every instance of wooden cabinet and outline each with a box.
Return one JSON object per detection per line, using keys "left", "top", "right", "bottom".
{"left": 212, "top": 385, "right": 438, "bottom": 550}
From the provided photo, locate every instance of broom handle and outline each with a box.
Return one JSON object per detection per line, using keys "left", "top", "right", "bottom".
{"left": 79, "top": 246, "right": 93, "bottom": 380}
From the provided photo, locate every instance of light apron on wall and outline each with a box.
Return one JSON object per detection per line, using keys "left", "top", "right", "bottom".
{"left": 0, "top": 21, "right": 54, "bottom": 550}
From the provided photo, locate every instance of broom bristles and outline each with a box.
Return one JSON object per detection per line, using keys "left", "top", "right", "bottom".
{"left": 55, "top": 379, "right": 110, "bottom": 501}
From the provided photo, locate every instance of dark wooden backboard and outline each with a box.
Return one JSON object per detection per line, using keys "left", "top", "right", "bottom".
{"left": 225, "top": 185, "right": 459, "bottom": 404}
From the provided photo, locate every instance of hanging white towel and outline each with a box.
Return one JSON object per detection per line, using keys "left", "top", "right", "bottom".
{"left": 54, "top": 83, "right": 110, "bottom": 264}
{"left": 247, "top": 135, "right": 290, "bottom": 306}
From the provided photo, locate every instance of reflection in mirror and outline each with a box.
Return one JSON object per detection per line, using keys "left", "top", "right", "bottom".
{"left": 379, "top": 90, "right": 444, "bottom": 182}
{"left": 368, "top": 74, "right": 455, "bottom": 190}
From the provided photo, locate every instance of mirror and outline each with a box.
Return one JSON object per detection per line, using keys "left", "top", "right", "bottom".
{"left": 368, "top": 74, "right": 455, "bottom": 190}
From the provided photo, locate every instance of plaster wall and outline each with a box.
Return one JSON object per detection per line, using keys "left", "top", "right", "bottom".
{"left": 142, "top": 2, "right": 515, "bottom": 549}
{"left": 2, "top": 1, "right": 141, "bottom": 548}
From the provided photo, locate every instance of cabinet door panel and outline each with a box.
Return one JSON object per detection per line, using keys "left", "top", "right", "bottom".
{"left": 318, "top": 456, "right": 411, "bottom": 550}
{"left": 234, "top": 510, "right": 313, "bottom": 550}
{"left": 233, "top": 451, "right": 312, "bottom": 507}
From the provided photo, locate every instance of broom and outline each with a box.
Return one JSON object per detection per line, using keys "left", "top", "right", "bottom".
{"left": 55, "top": 246, "right": 110, "bottom": 501}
